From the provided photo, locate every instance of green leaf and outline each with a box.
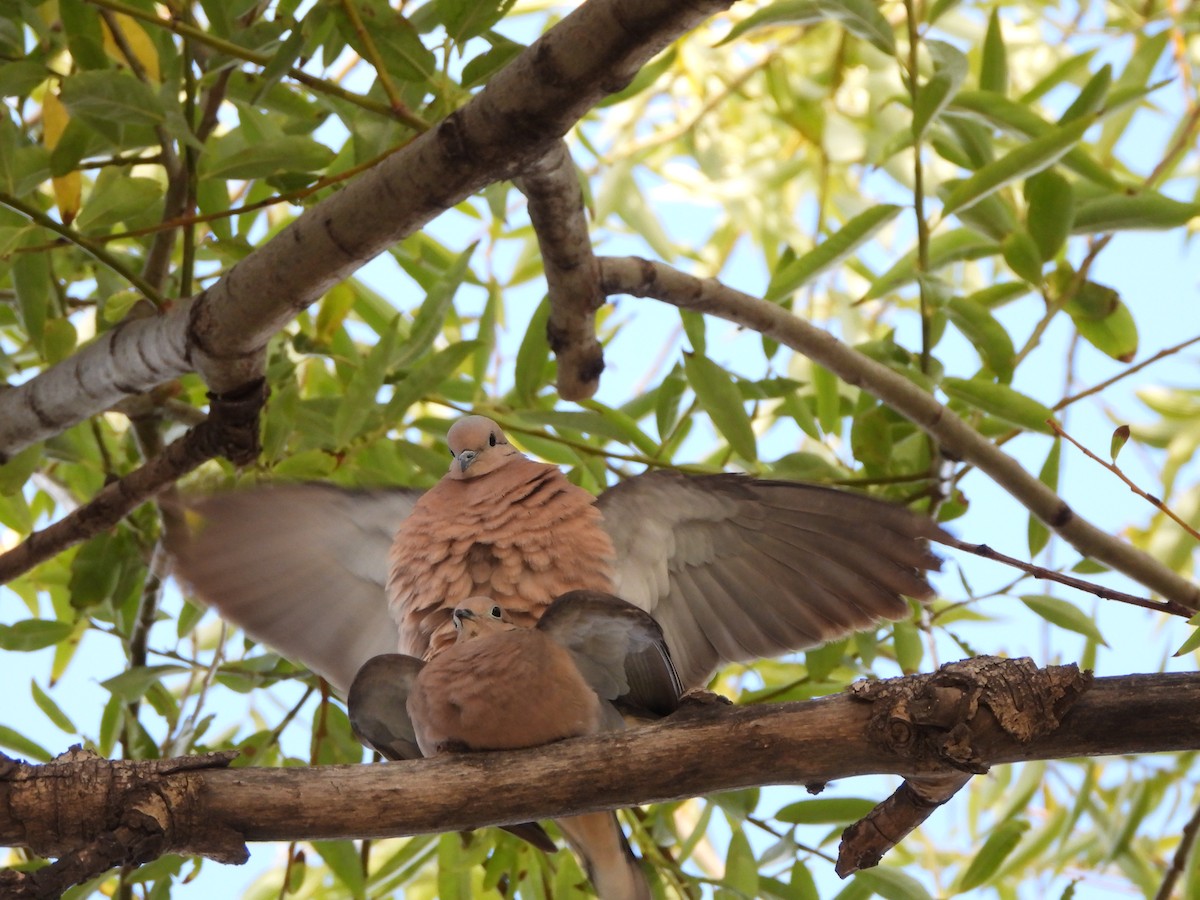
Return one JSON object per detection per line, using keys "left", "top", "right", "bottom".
{"left": 101, "top": 665, "right": 188, "bottom": 702}
{"left": 0, "top": 619, "right": 74, "bottom": 651}
{"left": 945, "top": 296, "right": 1014, "bottom": 381}
{"left": 721, "top": 0, "right": 895, "bottom": 54}
{"left": 0, "top": 443, "right": 43, "bottom": 495}
{"left": 31, "top": 680, "right": 76, "bottom": 733}
{"left": 76, "top": 173, "right": 163, "bottom": 233}
{"left": 855, "top": 867, "right": 936, "bottom": 900}
{"left": 514, "top": 298, "right": 551, "bottom": 404}
{"left": 0, "top": 724, "right": 51, "bottom": 762}
{"left": 1071, "top": 193, "right": 1200, "bottom": 233}
{"left": 949, "top": 91, "right": 1117, "bottom": 188}
{"left": 1059, "top": 64, "right": 1111, "bottom": 123}
{"left": 394, "top": 244, "right": 476, "bottom": 368}
{"left": 940, "top": 114, "right": 1094, "bottom": 218}
{"left": 1065, "top": 290, "right": 1138, "bottom": 362}
{"left": 767, "top": 205, "right": 902, "bottom": 302}
{"left": 893, "top": 618, "right": 923, "bottom": 673}
{"left": 1020, "top": 594, "right": 1109, "bottom": 646}
{"left": 957, "top": 819, "right": 1031, "bottom": 890}
{"left": 683, "top": 353, "right": 757, "bottom": 461}
{"left": 812, "top": 363, "right": 841, "bottom": 434}
{"left": 913, "top": 41, "right": 968, "bottom": 138}
{"left": 1028, "top": 440, "right": 1060, "bottom": 556}
{"left": 1001, "top": 229, "right": 1043, "bottom": 283}
{"left": 866, "top": 229, "right": 997, "bottom": 300}
{"left": 1024, "top": 170, "right": 1074, "bottom": 262}
{"left": 384, "top": 341, "right": 479, "bottom": 421}
{"left": 1173, "top": 617, "right": 1200, "bottom": 657}
{"left": 979, "top": 9, "right": 1007, "bottom": 94}
{"left": 942, "top": 377, "right": 1056, "bottom": 433}
{"left": 313, "top": 840, "right": 366, "bottom": 899}
{"left": 13, "top": 242, "right": 50, "bottom": 350}
{"left": 1110, "top": 424, "right": 1130, "bottom": 461}
{"left": 333, "top": 317, "right": 400, "bottom": 446}
{"left": 202, "top": 134, "right": 334, "bottom": 180}
{"left": 59, "top": 70, "right": 165, "bottom": 127}
{"left": 777, "top": 797, "right": 878, "bottom": 824}
{"left": 722, "top": 829, "right": 759, "bottom": 897}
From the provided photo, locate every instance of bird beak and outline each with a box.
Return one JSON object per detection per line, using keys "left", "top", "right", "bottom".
{"left": 453, "top": 608, "right": 475, "bottom": 626}
{"left": 456, "top": 449, "right": 477, "bottom": 474}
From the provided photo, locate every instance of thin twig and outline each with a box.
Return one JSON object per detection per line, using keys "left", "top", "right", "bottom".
{"left": 0, "top": 192, "right": 166, "bottom": 307}
{"left": 338, "top": 0, "right": 407, "bottom": 116}
{"left": 938, "top": 534, "right": 1193, "bottom": 618}
{"left": 1154, "top": 798, "right": 1200, "bottom": 900}
{"left": 1049, "top": 419, "right": 1200, "bottom": 543}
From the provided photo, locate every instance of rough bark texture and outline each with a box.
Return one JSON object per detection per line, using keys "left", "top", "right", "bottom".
{"left": 2, "top": 663, "right": 1198, "bottom": 897}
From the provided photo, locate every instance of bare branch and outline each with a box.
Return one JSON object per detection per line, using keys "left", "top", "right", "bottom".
{"left": 515, "top": 142, "right": 606, "bottom": 400}
{"left": 0, "top": 0, "right": 733, "bottom": 457}
{"left": 597, "top": 256, "right": 1200, "bottom": 611}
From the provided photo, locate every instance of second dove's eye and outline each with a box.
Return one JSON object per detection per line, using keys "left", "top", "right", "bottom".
{"left": 490, "top": 606, "right": 502, "bottom": 619}
{"left": 489, "top": 432, "right": 497, "bottom": 447}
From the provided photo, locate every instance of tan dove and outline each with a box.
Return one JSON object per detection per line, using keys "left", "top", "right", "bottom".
{"left": 176, "top": 415, "right": 947, "bottom": 694}
{"left": 348, "top": 591, "right": 681, "bottom": 900}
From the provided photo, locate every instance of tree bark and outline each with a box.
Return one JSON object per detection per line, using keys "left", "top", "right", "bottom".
{"left": 3, "top": 662, "right": 1197, "bottom": 897}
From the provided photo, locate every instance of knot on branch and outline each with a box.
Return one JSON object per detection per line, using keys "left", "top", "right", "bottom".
{"left": 849, "top": 656, "right": 1093, "bottom": 773}
{"left": 198, "top": 378, "right": 268, "bottom": 466}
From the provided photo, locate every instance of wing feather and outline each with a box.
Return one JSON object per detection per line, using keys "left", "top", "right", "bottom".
{"left": 599, "top": 472, "right": 946, "bottom": 687}
{"left": 173, "top": 485, "right": 417, "bottom": 692}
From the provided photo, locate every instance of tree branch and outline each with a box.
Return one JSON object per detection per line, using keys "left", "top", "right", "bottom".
{"left": 2, "top": 663, "right": 1197, "bottom": 896}
{"left": 0, "top": 0, "right": 733, "bottom": 458}
{"left": 596, "top": 255, "right": 1200, "bottom": 611}
{"left": 515, "top": 141, "right": 607, "bottom": 400}
{"left": 0, "top": 380, "right": 265, "bottom": 585}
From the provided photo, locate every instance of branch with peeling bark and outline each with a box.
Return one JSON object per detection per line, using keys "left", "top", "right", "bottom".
{"left": 2, "top": 661, "right": 1197, "bottom": 898}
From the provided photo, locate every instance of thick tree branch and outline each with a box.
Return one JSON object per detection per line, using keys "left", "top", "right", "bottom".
{"left": 0, "top": 0, "right": 734, "bottom": 458}
{"left": 597, "top": 256, "right": 1200, "bottom": 611}
{"left": 515, "top": 142, "right": 607, "bottom": 400}
{"left": 2, "top": 664, "right": 1197, "bottom": 897}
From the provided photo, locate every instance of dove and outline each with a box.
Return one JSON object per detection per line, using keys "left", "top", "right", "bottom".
{"left": 175, "top": 415, "right": 946, "bottom": 694}
{"left": 348, "top": 591, "right": 681, "bottom": 900}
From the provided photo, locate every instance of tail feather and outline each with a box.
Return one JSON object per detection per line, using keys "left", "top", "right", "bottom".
{"left": 556, "top": 811, "right": 650, "bottom": 900}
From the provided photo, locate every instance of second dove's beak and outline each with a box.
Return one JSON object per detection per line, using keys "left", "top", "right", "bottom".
{"left": 456, "top": 449, "right": 477, "bottom": 473}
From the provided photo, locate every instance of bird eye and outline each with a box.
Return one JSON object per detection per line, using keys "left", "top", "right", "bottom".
{"left": 488, "top": 432, "right": 497, "bottom": 447}
{"left": 490, "top": 605, "right": 502, "bottom": 619}
{"left": 448, "top": 448, "right": 455, "bottom": 458}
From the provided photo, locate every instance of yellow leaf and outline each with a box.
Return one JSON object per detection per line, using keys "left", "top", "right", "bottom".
{"left": 43, "top": 91, "right": 81, "bottom": 224}
{"left": 100, "top": 12, "right": 161, "bottom": 82}
{"left": 42, "top": 90, "right": 69, "bottom": 147}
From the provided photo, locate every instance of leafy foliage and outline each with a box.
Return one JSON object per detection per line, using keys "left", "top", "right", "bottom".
{"left": 1, "top": 0, "right": 1199, "bottom": 897}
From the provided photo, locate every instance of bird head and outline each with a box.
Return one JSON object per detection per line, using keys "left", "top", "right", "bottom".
{"left": 452, "top": 596, "right": 518, "bottom": 641}
{"left": 445, "top": 416, "right": 524, "bottom": 480}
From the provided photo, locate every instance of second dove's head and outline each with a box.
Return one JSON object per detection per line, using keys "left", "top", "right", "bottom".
{"left": 452, "top": 596, "right": 519, "bottom": 642}
{"left": 446, "top": 416, "right": 524, "bottom": 480}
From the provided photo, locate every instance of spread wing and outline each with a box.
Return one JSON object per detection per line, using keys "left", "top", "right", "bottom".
{"left": 172, "top": 485, "right": 417, "bottom": 693}
{"left": 598, "top": 472, "right": 947, "bottom": 688}
{"left": 536, "top": 590, "right": 681, "bottom": 717}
